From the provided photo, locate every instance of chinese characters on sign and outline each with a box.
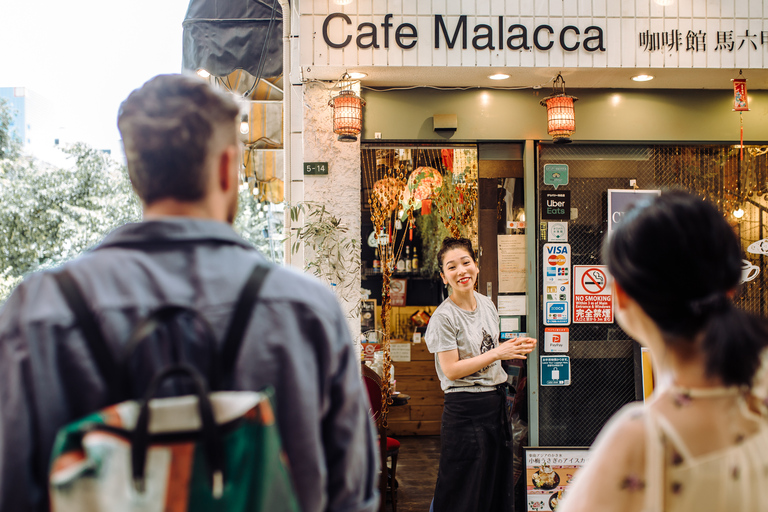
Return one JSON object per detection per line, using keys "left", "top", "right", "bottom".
{"left": 526, "top": 448, "right": 591, "bottom": 512}
{"left": 639, "top": 29, "right": 765, "bottom": 53}
{"left": 573, "top": 266, "right": 613, "bottom": 324}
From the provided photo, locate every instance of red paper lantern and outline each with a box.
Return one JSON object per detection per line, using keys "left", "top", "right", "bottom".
{"left": 404, "top": 166, "right": 443, "bottom": 215}
{"left": 540, "top": 73, "right": 578, "bottom": 144}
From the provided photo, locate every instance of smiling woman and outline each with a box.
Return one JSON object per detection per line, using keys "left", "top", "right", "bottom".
{"left": 424, "top": 237, "right": 537, "bottom": 511}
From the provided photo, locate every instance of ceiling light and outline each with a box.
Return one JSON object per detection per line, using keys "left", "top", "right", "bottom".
{"left": 654, "top": 0, "right": 674, "bottom": 6}
{"left": 489, "top": 73, "right": 510, "bottom": 80}
{"left": 631, "top": 74, "right": 655, "bottom": 82}
{"left": 333, "top": 0, "right": 353, "bottom": 4}
{"left": 733, "top": 208, "right": 745, "bottom": 219}
{"left": 196, "top": 69, "right": 211, "bottom": 79}
{"left": 348, "top": 72, "right": 367, "bottom": 79}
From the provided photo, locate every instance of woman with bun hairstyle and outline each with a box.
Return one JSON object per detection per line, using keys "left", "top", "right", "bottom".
{"left": 560, "top": 190, "right": 768, "bottom": 512}
{"left": 425, "top": 237, "right": 537, "bottom": 512}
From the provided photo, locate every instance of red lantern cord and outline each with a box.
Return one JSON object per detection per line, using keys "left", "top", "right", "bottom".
{"left": 409, "top": 225, "right": 413, "bottom": 241}
{"left": 740, "top": 113, "right": 744, "bottom": 162}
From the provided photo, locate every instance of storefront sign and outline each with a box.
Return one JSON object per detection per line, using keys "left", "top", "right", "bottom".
{"left": 541, "top": 191, "right": 570, "bottom": 220}
{"left": 321, "top": 14, "right": 605, "bottom": 52}
{"left": 543, "top": 164, "right": 569, "bottom": 189}
{"left": 544, "top": 327, "right": 569, "bottom": 353}
{"left": 607, "top": 189, "right": 660, "bottom": 234}
{"left": 540, "top": 355, "right": 571, "bottom": 386}
{"left": 573, "top": 266, "right": 613, "bottom": 324}
{"left": 543, "top": 243, "right": 570, "bottom": 326}
{"left": 525, "top": 447, "right": 590, "bottom": 511}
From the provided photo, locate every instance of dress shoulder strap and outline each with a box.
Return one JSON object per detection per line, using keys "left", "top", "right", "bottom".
{"left": 642, "top": 409, "right": 665, "bottom": 512}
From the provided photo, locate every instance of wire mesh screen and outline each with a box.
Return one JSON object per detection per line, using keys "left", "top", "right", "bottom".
{"left": 537, "top": 143, "right": 768, "bottom": 446}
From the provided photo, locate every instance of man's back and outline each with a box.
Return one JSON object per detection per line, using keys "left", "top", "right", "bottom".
{"left": 0, "top": 218, "right": 379, "bottom": 512}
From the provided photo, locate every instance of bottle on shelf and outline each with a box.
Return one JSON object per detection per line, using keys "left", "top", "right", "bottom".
{"left": 396, "top": 250, "right": 406, "bottom": 272}
{"left": 412, "top": 248, "right": 419, "bottom": 272}
{"left": 405, "top": 246, "right": 412, "bottom": 272}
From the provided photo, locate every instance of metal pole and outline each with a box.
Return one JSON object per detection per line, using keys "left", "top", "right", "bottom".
{"left": 524, "top": 139, "right": 540, "bottom": 446}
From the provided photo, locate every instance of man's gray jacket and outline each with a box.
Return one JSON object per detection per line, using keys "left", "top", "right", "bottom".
{"left": 0, "top": 218, "right": 379, "bottom": 512}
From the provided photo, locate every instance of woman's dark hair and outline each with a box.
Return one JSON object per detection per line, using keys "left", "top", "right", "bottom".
{"left": 603, "top": 189, "right": 768, "bottom": 388}
{"left": 437, "top": 237, "right": 476, "bottom": 268}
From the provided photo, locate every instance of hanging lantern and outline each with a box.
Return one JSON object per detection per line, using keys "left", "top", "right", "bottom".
{"left": 732, "top": 71, "right": 749, "bottom": 112}
{"left": 732, "top": 70, "right": 750, "bottom": 162}
{"left": 403, "top": 166, "right": 443, "bottom": 215}
{"left": 372, "top": 177, "right": 405, "bottom": 213}
{"left": 329, "top": 73, "right": 365, "bottom": 142}
{"left": 540, "top": 73, "right": 578, "bottom": 144}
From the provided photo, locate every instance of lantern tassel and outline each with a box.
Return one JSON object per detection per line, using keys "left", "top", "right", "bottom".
{"left": 740, "top": 112, "right": 744, "bottom": 162}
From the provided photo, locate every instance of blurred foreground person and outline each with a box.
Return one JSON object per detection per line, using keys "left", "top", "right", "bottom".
{"left": 560, "top": 190, "right": 768, "bottom": 512}
{"left": 0, "top": 74, "right": 378, "bottom": 512}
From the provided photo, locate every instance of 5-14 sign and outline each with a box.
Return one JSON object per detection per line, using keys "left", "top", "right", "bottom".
{"left": 304, "top": 161, "right": 329, "bottom": 175}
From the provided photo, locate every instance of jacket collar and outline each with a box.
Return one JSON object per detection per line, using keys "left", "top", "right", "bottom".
{"left": 97, "top": 217, "right": 254, "bottom": 250}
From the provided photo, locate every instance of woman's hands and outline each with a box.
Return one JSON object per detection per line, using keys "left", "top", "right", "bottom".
{"left": 437, "top": 337, "right": 538, "bottom": 381}
{"left": 493, "top": 336, "right": 537, "bottom": 361}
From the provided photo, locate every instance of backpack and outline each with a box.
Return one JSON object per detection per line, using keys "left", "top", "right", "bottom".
{"left": 48, "top": 264, "right": 301, "bottom": 512}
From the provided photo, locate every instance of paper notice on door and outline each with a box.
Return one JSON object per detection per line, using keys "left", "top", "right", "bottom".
{"left": 390, "top": 342, "right": 411, "bottom": 362}
{"left": 498, "top": 295, "right": 527, "bottom": 316}
{"left": 498, "top": 235, "right": 526, "bottom": 293}
{"left": 500, "top": 316, "right": 520, "bottom": 332}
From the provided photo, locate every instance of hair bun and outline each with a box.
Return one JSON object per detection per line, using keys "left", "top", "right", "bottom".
{"left": 689, "top": 292, "right": 731, "bottom": 317}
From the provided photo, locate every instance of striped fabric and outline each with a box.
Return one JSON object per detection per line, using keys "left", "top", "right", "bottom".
{"left": 49, "top": 391, "right": 300, "bottom": 512}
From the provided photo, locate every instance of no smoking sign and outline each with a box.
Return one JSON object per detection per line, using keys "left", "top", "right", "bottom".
{"left": 573, "top": 266, "right": 613, "bottom": 324}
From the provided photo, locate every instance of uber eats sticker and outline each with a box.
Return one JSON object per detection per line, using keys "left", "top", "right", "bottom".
{"left": 543, "top": 243, "right": 571, "bottom": 326}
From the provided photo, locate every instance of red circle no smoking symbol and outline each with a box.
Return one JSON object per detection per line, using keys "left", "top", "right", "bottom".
{"left": 582, "top": 268, "right": 607, "bottom": 294}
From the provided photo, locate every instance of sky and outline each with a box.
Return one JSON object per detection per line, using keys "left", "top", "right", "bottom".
{"left": 0, "top": 0, "right": 191, "bottom": 156}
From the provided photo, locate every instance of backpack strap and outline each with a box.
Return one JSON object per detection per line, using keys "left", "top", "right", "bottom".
{"left": 53, "top": 270, "right": 123, "bottom": 402}
{"left": 219, "top": 263, "right": 272, "bottom": 387}
{"left": 53, "top": 262, "right": 272, "bottom": 394}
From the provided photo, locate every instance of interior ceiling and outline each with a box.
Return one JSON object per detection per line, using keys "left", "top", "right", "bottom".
{"left": 303, "top": 66, "right": 767, "bottom": 91}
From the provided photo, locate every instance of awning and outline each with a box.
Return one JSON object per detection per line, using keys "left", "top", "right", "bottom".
{"left": 182, "top": 0, "right": 283, "bottom": 79}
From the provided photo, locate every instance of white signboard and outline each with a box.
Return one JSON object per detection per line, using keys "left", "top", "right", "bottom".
{"left": 573, "top": 266, "right": 613, "bottom": 324}
{"left": 544, "top": 327, "right": 569, "bottom": 353}
{"left": 543, "top": 243, "right": 571, "bottom": 326}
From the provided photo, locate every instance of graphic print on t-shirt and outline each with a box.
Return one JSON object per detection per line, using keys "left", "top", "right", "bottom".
{"left": 478, "top": 328, "right": 496, "bottom": 373}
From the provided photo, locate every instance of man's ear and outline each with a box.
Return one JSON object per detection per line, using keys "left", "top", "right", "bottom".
{"left": 217, "top": 145, "right": 237, "bottom": 192}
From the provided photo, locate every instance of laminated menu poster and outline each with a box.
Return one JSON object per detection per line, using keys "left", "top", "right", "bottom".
{"left": 525, "top": 447, "right": 590, "bottom": 511}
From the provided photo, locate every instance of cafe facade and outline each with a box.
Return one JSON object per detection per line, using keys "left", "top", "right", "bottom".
{"left": 284, "top": 0, "right": 768, "bottom": 452}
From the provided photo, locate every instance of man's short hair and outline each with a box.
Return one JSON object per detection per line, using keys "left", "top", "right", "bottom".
{"left": 118, "top": 74, "right": 240, "bottom": 205}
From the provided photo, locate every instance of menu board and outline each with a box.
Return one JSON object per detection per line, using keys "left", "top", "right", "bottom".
{"left": 525, "top": 447, "right": 590, "bottom": 511}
